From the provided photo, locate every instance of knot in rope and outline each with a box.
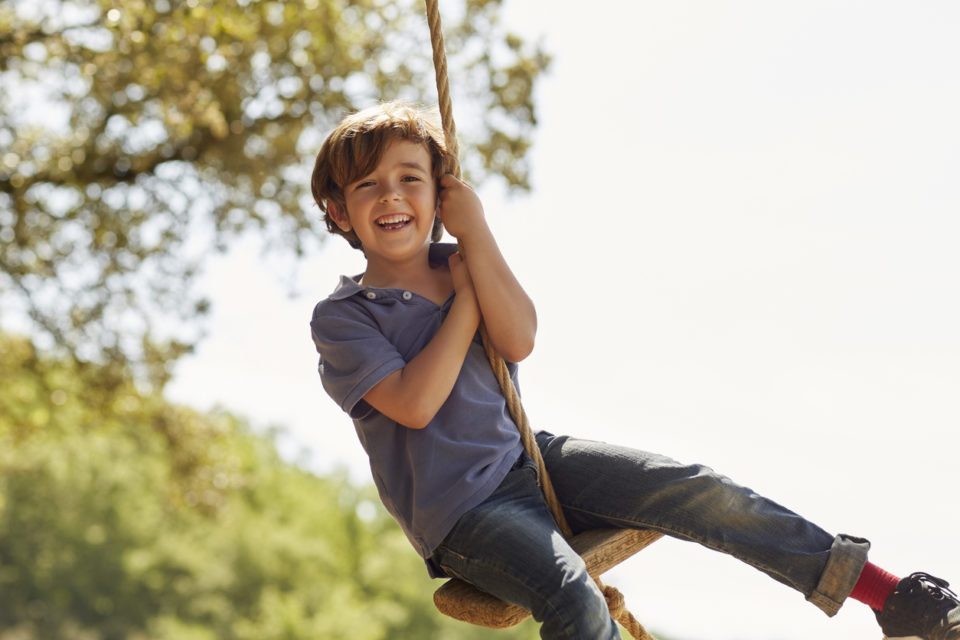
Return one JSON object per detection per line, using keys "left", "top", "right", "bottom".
{"left": 602, "top": 583, "right": 625, "bottom": 618}
{"left": 600, "top": 581, "right": 655, "bottom": 640}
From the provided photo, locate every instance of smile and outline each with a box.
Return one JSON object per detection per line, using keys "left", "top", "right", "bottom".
{"left": 376, "top": 214, "right": 412, "bottom": 231}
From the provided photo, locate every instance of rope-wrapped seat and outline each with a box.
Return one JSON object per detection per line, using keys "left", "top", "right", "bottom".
{"left": 434, "top": 528, "right": 663, "bottom": 629}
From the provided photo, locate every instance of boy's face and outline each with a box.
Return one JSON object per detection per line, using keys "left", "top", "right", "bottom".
{"left": 330, "top": 139, "right": 438, "bottom": 261}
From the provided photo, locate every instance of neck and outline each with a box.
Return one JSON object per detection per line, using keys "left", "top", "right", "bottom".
{"left": 360, "top": 243, "right": 453, "bottom": 307}
{"left": 360, "top": 245, "right": 432, "bottom": 290}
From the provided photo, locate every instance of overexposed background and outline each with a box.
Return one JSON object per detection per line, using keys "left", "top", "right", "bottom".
{"left": 169, "top": 2, "right": 960, "bottom": 638}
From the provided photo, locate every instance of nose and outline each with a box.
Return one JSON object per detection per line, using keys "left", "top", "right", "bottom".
{"left": 378, "top": 182, "right": 401, "bottom": 202}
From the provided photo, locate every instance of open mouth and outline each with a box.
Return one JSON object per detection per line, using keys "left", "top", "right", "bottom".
{"left": 376, "top": 214, "right": 412, "bottom": 231}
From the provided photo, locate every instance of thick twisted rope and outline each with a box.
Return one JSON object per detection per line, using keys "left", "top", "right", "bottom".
{"left": 423, "top": 0, "right": 461, "bottom": 178}
{"left": 423, "top": 0, "right": 570, "bottom": 540}
{"left": 599, "top": 580, "right": 652, "bottom": 640}
{"left": 422, "top": 2, "right": 653, "bottom": 638}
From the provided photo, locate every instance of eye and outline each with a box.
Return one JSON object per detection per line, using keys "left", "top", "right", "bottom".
{"left": 401, "top": 175, "right": 422, "bottom": 183}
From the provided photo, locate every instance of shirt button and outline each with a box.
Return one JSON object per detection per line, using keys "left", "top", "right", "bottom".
{"left": 402, "top": 291, "right": 413, "bottom": 301}
{"left": 365, "top": 291, "right": 376, "bottom": 300}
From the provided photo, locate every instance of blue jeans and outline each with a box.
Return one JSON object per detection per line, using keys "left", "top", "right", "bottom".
{"left": 429, "top": 432, "right": 869, "bottom": 640}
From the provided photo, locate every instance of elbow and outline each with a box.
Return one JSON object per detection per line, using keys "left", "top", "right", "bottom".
{"left": 487, "top": 309, "right": 537, "bottom": 363}
{"left": 505, "top": 317, "right": 537, "bottom": 363}
{"left": 400, "top": 402, "right": 439, "bottom": 430}
{"left": 371, "top": 370, "right": 442, "bottom": 429}
{"left": 496, "top": 334, "right": 535, "bottom": 364}
{"left": 372, "top": 391, "right": 437, "bottom": 429}
{"left": 505, "top": 342, "right": 534, "bottom": 364}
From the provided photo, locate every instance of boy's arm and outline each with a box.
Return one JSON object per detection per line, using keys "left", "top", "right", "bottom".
{"left": 437, "top": 174, "right": 537, "bottom": 363}
{"left": 362, "top": 253, "right": 480, "bottom": 429}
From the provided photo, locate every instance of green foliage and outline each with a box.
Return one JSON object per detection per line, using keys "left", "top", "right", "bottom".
{"left": 0, "top": 0, "right": 550, "bottom": 378}
{"left": 0, "top": 332, "right": 545, "bottom": 639}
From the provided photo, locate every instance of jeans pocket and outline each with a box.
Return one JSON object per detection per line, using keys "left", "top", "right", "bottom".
{"left": 432, "top": 546, "right": 471, "bottom": 582}
{"left": 438, "top": 563, "right": 470, "bottom": 583}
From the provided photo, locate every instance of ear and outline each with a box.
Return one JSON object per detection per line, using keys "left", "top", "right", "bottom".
{"left": 328, "top": 202, "right": 352, "bottom": 232}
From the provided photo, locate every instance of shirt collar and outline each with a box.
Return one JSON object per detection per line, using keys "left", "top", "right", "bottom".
{"left": 328, "top": 243, "right": 459, "bottom": 301}
{"left": 329, "top": 273, "right": 365, "bottom": 300}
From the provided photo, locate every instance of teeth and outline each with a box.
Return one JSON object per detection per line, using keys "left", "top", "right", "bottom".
{"left": 377, "top": 214, "right": 411, "bottom": 226}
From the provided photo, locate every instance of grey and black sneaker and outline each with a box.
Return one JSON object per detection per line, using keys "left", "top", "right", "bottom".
{"left": 876, "top": 572, "right": 960, "bottom": 640}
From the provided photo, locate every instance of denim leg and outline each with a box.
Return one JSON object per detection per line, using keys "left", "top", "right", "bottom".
{"left": 430, "top": 458, "right": 621, "bottom": 640}
{"left": 536, "top": 432, "right": 869, "bottom": 616}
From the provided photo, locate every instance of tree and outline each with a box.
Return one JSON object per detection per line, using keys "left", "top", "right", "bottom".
{"left": 0, "top": 330, "right": 552, "bottom": 639}
{"left": 0, "top": 0, "right": 550, "bottom": 384}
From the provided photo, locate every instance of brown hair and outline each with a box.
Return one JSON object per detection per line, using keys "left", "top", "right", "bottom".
{"left": 311, "top": 101, "right": 452, "bottom": 249}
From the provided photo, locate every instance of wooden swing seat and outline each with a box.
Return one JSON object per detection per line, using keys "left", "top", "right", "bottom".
{"left": 433, "top": 528, "right": 664, "bottom": 628}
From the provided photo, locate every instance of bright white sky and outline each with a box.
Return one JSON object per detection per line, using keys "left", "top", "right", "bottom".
{"left": 169, "top": 2, "right": 960, "bottom": 639}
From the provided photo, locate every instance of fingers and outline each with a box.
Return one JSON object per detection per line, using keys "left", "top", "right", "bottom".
{"left": 439, "top": 173, "right": 474, "bottom": 191}
{"left": 439, "top": 173, "right": 459, "bottom": 188}
{"left": 447, "top": 251, "right": 471, "bottom": 281}
{"left": 438, "top": 174, "right": 484, "bottom": 240}
{"left": 447, "top": 251, "right": 472, "bottom": 294}
{"left": 447, "top": 251, "right": 470, "bottom": 274}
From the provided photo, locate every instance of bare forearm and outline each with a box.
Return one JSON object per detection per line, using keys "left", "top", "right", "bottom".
{"left": 438, "top": 173, "right": 536, "bottom": 361}
{"left": 363, "top": 295, "right": 479, "bottom": 429}
{"left": 460, "top": 226, "right": 537, "bottom": 362}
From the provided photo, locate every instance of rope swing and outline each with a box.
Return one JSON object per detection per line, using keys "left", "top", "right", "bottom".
{"left": 422, "top": 2, "right": 661, "bottom": 638}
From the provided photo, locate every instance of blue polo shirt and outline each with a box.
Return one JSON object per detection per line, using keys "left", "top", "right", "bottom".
{"left": 310, "top": 244, "right": 523, "bottom": 570}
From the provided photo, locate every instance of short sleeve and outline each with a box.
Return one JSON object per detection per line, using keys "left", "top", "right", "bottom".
{"left": 310, "top": 299, "right": 405, "bottom": 419}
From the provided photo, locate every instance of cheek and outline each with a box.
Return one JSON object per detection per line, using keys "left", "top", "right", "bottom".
{"left": 343, "top": 192, "right": 370, "bottom": 215}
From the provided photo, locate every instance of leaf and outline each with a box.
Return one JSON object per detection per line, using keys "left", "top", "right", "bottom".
{"left": 0, "top": 0, "right": 550, "bottom": 378}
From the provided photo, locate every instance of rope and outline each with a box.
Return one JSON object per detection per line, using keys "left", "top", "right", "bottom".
{"left": 422, "top": 0, "right": 571, "bottom": 536}
{"left": 599, "top": 580, "right": 655, "bottom": 640}
{"left": 478, "top": 327, "right": 573, "bottom": 536}
{"left": 423, "top": 0, "right": 461, "bottom": 178}
{"left": 422, "top": 2, "right": 653, "bottom": 639}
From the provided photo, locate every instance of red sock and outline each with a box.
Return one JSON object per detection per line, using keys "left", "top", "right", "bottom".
{"left": 850, "top": 562, "right": 901, "bottom": 611}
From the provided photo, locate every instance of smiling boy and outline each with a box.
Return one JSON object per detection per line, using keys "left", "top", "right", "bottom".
{"left": 309, "top": 101, "right": 960, "bottom": 640}
{"left": 310, "top": 102, "right": 534, "bottom": 564}
{"left": 316, "top": 117, "right": 536, "bottom": 424}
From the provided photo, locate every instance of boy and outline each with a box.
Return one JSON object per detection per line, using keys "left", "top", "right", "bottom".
{"left": 309, "top": 101, "right": 959, "bottom": 639}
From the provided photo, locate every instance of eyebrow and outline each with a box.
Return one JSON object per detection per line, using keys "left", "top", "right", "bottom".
{"left": 397, "top": 160, "right": 429, "bottom": 172}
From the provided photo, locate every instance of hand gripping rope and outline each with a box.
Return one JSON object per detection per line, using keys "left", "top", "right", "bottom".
{"left": 423, "top": 1, "right": 660, "bottom": 637}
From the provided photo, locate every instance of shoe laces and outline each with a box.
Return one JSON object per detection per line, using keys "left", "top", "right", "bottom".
{"left": 903, "top": 572, "right": 960, "bottom": 605}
